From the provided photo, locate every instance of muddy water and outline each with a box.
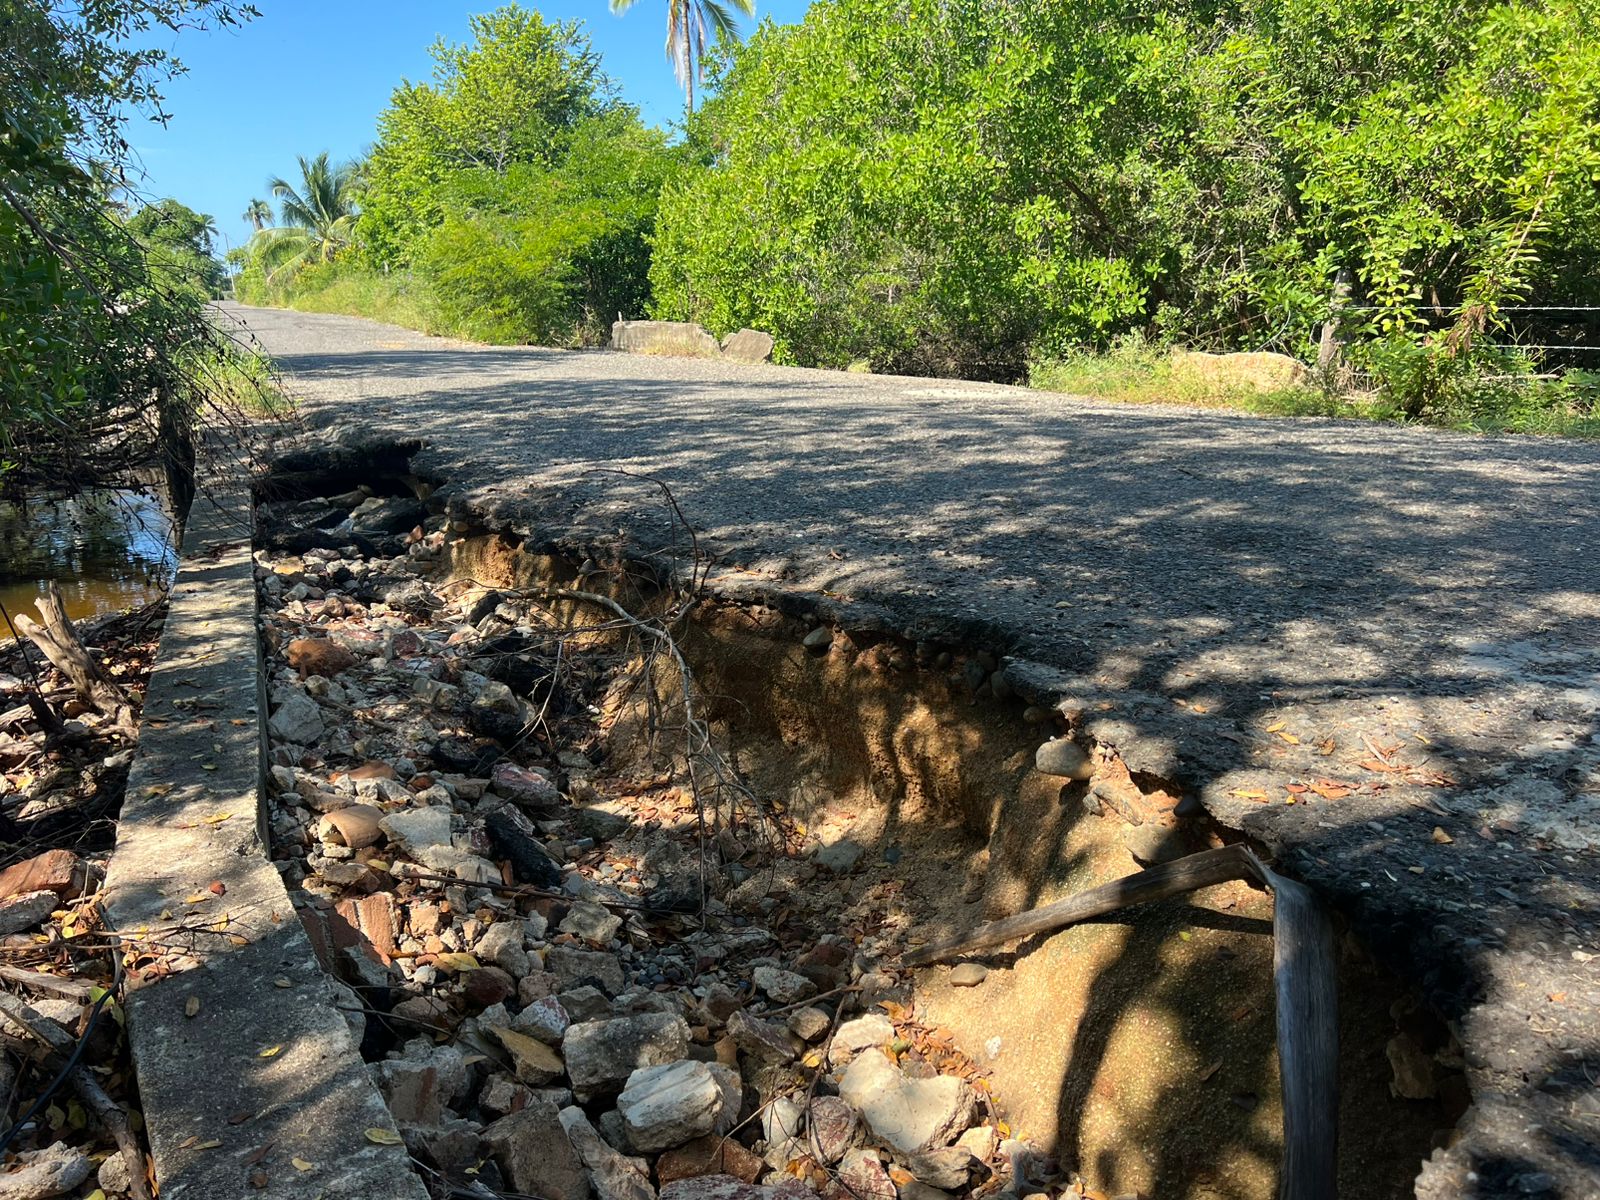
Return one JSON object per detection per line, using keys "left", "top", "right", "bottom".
{"left": 0, "top": 489, "right": 176, "bottom": 626}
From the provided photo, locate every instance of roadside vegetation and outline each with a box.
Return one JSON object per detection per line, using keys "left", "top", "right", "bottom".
{"left": 0, "top": 0, "right": 274, "bottom": 498}
{"left": 230, "top": 0, "right": 1600, "bottom": 434}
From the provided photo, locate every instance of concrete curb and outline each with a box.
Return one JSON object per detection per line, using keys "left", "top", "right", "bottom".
{"left": 105, "top": 442, "right": 426, "bottom": 1200}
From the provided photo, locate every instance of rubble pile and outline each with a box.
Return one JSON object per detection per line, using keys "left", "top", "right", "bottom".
{"left": 256, "top": 509, "right": 1048, "bottom": 1200}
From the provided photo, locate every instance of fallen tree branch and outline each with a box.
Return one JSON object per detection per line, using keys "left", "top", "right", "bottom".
{"left": 11, "top": 584, "right": 134, "bottom": 731}
{"left": 905, "top": 844, "right": 1337, "bottom": 1200}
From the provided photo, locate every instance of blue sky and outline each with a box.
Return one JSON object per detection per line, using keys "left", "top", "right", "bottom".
{"left": 126, "top": 1, "right": 811, "bottom": 255}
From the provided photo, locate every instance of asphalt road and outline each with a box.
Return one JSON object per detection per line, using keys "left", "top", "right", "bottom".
{"left": 233, "top": 302, "right": 1600, "bottom": 1196}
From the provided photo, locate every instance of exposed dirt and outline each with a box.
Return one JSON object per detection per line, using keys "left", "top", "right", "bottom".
{"left": 452, "top": 533, "right": 1463, "bottom": 1200}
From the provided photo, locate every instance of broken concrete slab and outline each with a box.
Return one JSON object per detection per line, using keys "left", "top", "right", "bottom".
{"left": 610, "top": 320, "right": 721, "bottom": 359}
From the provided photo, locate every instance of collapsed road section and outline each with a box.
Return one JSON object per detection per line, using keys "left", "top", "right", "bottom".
{"left": 241, "top": 423, "right": 1598, "bottom": 1199}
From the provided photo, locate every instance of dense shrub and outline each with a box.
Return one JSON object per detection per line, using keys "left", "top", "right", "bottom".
{"left": 651, "top": 0, "right": 1600, "bottom": 385}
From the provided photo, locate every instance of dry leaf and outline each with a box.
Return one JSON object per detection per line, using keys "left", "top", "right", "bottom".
{"left": 291, "top": 1157, "right": 316, "bottom": 1172}
{"left": 1431, "top": 827, "right": 1454, "bottom": 845}
{"left": 1230, "top": 789, "right": 1269, "bottom": 801}
{"left": 194, "top": 1139, "right": 222, "bottom": 1150}
{"left": 208, "top": 881, "right": 226, "bottom": 896}
{"left": 184, "top": 996, "right": 200, "bottom": 1018}
{"left": 1276, "top": 731, "right": 1301, "bottom": 745}
{"left": 1265, "top": 720, "right": 1285, "bottom": 733}
{"left": 258, "top": 1045, "right": 282, "bottom": 1058}
{"left": 364, "top": 1127, "right": 404, "bottom": 1145}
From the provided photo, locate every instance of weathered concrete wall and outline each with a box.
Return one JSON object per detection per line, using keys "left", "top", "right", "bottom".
{"left": 105, "top": 442, "right": 425, "bottom": 1200}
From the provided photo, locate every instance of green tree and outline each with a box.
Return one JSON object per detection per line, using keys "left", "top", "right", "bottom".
{"left": 359, "top": 5, "right": 610, "bottom": 265}
{"left": 126, "top": 197, "right": 225, "bottom": 296}
{"left": 0, "top": 0, "right": 261, "bottom": 493}
{"left": 609, "top": 0, "right": 755, "bottom": 113}
{"left": 253, "top": 151, "right": 357, "bottom": 281}
{"left": 243, "top": 196, "right": 271, "bottom": 231}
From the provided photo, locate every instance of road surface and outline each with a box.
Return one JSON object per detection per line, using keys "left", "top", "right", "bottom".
{"left": 235, "top": 302, "right": 1600, "bottom": 1197}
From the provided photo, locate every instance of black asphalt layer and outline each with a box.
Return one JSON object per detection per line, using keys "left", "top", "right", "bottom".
{"left": 234, "top": 302, "right": 1600, "bottom": 1198}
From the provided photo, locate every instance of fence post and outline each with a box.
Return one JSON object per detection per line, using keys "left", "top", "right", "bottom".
{"left": 1317, "top": 266, "right": 1353, "bottom": 372}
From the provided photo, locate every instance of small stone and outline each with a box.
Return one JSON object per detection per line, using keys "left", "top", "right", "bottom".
{"left": 815, "top": 840, "right": 865, "bottom": 875}
{"left": 904, "top": 1146, "right": 975, "bottom": 1189}
{"left": 657, "top": 1135, "right": 763, "bottom": 1185}
{"left": 0, "top": 849, "right": 86, "bottom": 901}
{"left": 478, "top": 920, "right": 531, "bottom": 977}
{"left": 618, "top": 1060, "right": 726, "bottom": 1152}
{"left": 835, "top": 1148, "right": 896, "bottom": 1200}
{"left": 484, "top": 1098, "right": 593, "bottom": 1200}
{"left": 828, "top": 1013, "right": 894, "bottom": 1066}
{"left": 493, "top": 762, "right": 560, "bottom": 808}
{"left": 512, "top": 994, "right": 571, "bottom": 1045}
{"left": 559, "top": 1106, "right": 656, "bottom": 1200}
{"left": 840, "top": 1051, "right": 976, "bottom": 1156}
{"left": 763, "top": 1096, "right": 804, "bottom": 1149}
{"left": 1386, "top": 1033, "right": 1437, "bottom": 1099}
{"left": 0, "top": 1141, "right": 93, "bottom": 1198}
{"left": 720, "top": 328, "right": 776, "bottom": 362}
{"left": 0, "top": 890, "right": 59, "bottom": 936}
{"left": 550, "top": 944, "right": 626, "bottom": 994}
{"left": 808, "top": 1095, "right": 861, "bottom": 1165}
{"left": 268, "top": 692, "right": 324, "bottom": 744}
{"left": 948, "top": 963, "right": 987, "bottom": 988}
{"left": 379, "top": 806, "right": 453, "bottom": 855}
{"left": 561, "top": 901, "right": 624, "bottom": 946}
{"left": 786, "top": 1006, "right": 831, "bottom": 1042}
{"left": 1034, "top": 738, "right": 1092, "bottom": 780}
{"left": 564, "top": 1013, "right": 692, "bottom": 1101}
{"left": 752, "top": 966, "right": 816, "bottom": 1005}
{"left": 659, "top": 1176, "right": 769, "bottom": 1200}
{"left": 374, "top": 1040, "right": 469, "bottom": 1125}
{"left": 97, "top": 1151, "right": 132, "bottom": 1195}
{"left": 559, "top": 985, "right": 615, "bottom": 1023}
{"left": 480, "top": 1072, "right": 534, "bottom": 1118}
{"left": 726, "top": 1009, "right": 796, "bottom": 1063}
{"left": 493, "top": 1026, "right": 567, "bottom": 1085}
{"left": 802, "top": 627, "right": 833, "bottom": 652}
{"left": 955, "top": 1124, "right": 997, "bottom": 1162}
{"left": 464, "top": 967, "right": 515, "bottom": 1009}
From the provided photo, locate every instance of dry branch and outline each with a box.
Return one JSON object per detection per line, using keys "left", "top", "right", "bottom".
{"left": 12, "top": 584, "right": 133, "bottom": 730}
{"left": 905, "top": 844, "right": 1338, "bottom": 1200}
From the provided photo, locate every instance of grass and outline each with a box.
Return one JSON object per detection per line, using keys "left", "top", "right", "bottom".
{"left": 1030, "top": 337, "right": 1600, "bottom": 438}
{"left": 269, "top": 266, "right": 437, "bottom": 335}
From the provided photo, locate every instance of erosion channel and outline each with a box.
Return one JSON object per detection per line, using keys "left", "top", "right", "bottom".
{"left": 254, "top": 441, "right": 1465, "bottom": 1200}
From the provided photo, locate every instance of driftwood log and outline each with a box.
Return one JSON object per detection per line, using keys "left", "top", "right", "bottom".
{"left": 11, "top": 583, "right": 133, "bottom": 731}
{"left": 905, "top": 844, "right": 1338, "bottom": 1200}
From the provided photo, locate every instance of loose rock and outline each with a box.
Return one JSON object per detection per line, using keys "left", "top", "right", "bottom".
{"left": 485, "top": 1098, "right": 593, "bottom": 1200}
{"left": 564, "top": 1013, "right": 691, "bottom": 1101}
{"left": 560, "top": 1105, "right": 657, "bottom": 1200}
{"left": 618, "top": 1059, "right": 727, "bottom": 1152}
{"left": 1034, "top": 737, "right": 1092, "bottom": 780}
{"left": 839, "top": 1050, "right": 976, "bottom": 1157}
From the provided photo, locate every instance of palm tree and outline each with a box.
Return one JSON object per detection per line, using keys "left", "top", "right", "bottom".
{"left": 253, "top": 152, "right": 357, "bottom": 282}
{"left": 610, "top": 0, "right": 755, "bottom": 113}
{"left": 242, "top": 197, "right": 271, "bottom": 232}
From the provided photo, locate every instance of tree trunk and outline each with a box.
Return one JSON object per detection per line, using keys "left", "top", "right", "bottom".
{"left": 12, "top": 584, "right": 134, "bottom": 729}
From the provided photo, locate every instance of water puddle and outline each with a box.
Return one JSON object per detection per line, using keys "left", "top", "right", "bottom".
{"left": 0, "top": 489, "right": 177, "bottom": 626}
